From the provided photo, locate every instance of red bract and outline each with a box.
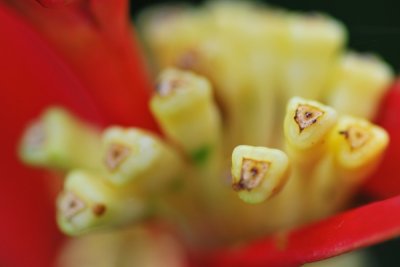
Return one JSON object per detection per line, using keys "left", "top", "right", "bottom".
{"left": 0, "top": 3, "right": 100, "bottom": 267}
{"left": 363, "top": 80, "right": 400, "bottom": 199}
{"left": 4, "top": 0, "right": 158, "bottom": 129}
{"left": 0, "top": 1, "right": 155, "bottom": 266}
{"left": 0, "top": 1, "right": 400, "bottom": 267}
{"left": 208, "top": 195, "right": 400, "bottom": 267}
{"left": 35, "top": 0, "right": 75, "bottom": 8}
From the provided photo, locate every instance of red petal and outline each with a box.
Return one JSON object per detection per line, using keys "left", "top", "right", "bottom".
{"left": 0, "top": 4, "right": 102, "bottom": 267}
{"left": 6, "top": 0, "right": 159, "bottom": 130}
{"left": 207, "top": 195, "right": 400, "bottom": 267}
{"left": 363, "top": 79, "right": 400, "bottom": 198}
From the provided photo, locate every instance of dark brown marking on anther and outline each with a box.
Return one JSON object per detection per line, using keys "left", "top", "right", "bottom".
{"left": 59, "top": 192, "right": 86, "bottom": 220}
{"left": 92, "top": 204, "right": 106, "bottom": 217}
{"left": 232, "top": 181, "right": 246, "bottom": 191}
{"left": 250, "top": 167, "right": 259, "bottom": 176}
{"left": 340, "top": 126, "right": 370, "bottom": 150}
{"left": 339, "top": 130, "right": 349, "bottom": 138}
{"left": 105, "top": 143, "right": 131, "bottom": 171}
{"left": 155, "top": 77, "right": 184, "bottom": 97}
{"left": 294, "top": 104, "right": 324, "bottom": 132}
{"left": 232, "top": 158, "right": 270, "bottom": 191}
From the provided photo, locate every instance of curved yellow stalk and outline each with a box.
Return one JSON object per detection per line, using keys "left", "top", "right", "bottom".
{"left": 150, "top": 68, "right": 222, "bottom": 166}
{"left": 326, "top": 52, "right": 393, "bottom": 120}
{"left": 284, "top": 97, "right": 338, "bottom": 171}
{"left": 19, "top": 107, "right": 101, "bottom": 171}
{"left": 57, "top": 170, "right": 148, "bottom": 235}
{"left": 231, "top": 145, "right": 290, "bottom": 204}
{"left": 101, "top": 127, "right": 183, "bottom": 194}
{"left": 281, "top": 13, "right": 346, "bottom": 101}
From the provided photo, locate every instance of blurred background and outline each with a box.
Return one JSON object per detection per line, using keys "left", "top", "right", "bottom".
{"left": 130, "top": 1, "right": 400, "bottom": 266}
{"left": 131, "top": 0, "right": 400, "bottom": 72}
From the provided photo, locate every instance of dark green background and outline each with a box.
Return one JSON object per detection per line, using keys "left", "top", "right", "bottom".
{"left": 131, "top": 1, "right": 400, "bottom": 266}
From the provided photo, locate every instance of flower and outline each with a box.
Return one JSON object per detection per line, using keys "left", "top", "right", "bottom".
{"left": 1, "top": 1, "right": 400, "bottom": 267}
{"left": 209, "top": 82, "right": 400, "bottom": 266}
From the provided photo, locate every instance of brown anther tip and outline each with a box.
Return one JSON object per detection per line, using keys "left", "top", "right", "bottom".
{"left": 176, "top": 49, "right": 200, "bottom": 70}
{"left": 155, "top": 77, "right": 185, "bottom": 97}
{"left": 340, "top": 126, "right": 370, "bottom": 150}
{"left": 233, "top": 158, "right": 270, "bottom": 191}
{"left": 59, "top": 192, "right": 86, "bottom": 220}
{"left": 294, "top": 104, "right": 324, "bottom": 132}
{"left": 105, "top": 143, "right": 131, "bottom": 171}
{"left": 232, "top": 181, "right": 246, "bottom": 191}
{"left": 24, "top": 121, "right": 46, "bottom": 150}
{"left": 92, "top": 203, "right": 106, "bottom": 217}
{"left": 338, "top": 130, "right": 349, "bottom": 138}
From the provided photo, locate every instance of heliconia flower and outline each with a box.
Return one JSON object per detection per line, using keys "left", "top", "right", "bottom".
{"left": 1, "top": 1, "right": 400, "bottom": 267}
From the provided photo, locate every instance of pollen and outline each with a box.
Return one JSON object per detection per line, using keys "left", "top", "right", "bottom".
{"left": 59, "top": 192, "right": 86, "bottom": 220}
{"left": 340, "top": 125, "right": 370, "bottom": 150}
{"left": 294, "top": 104, "right": 324, "bottom": 132}
{"left": 105, "top": 143, "right": 131, "bottom": 171}
{"left": 233, "top": 158, "right": 270, "bottom": 191}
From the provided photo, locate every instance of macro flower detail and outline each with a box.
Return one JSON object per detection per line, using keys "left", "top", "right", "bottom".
{"left": 2, "top": 1, "right": 400, "bottom": 267}
{"left": 231, "top": 145, "right": 289, "bottom": 203}
{"left": 294, "top": 104, "right": 324, "bottom": 132}
{"left": 104, "top": 143, "right": 131, "bottom": 172}
{"left": 58, "top": 191, "right": 87, "bottom": 221}
{"left": 234, "top": 157, "right": 271, "bottom": 191}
